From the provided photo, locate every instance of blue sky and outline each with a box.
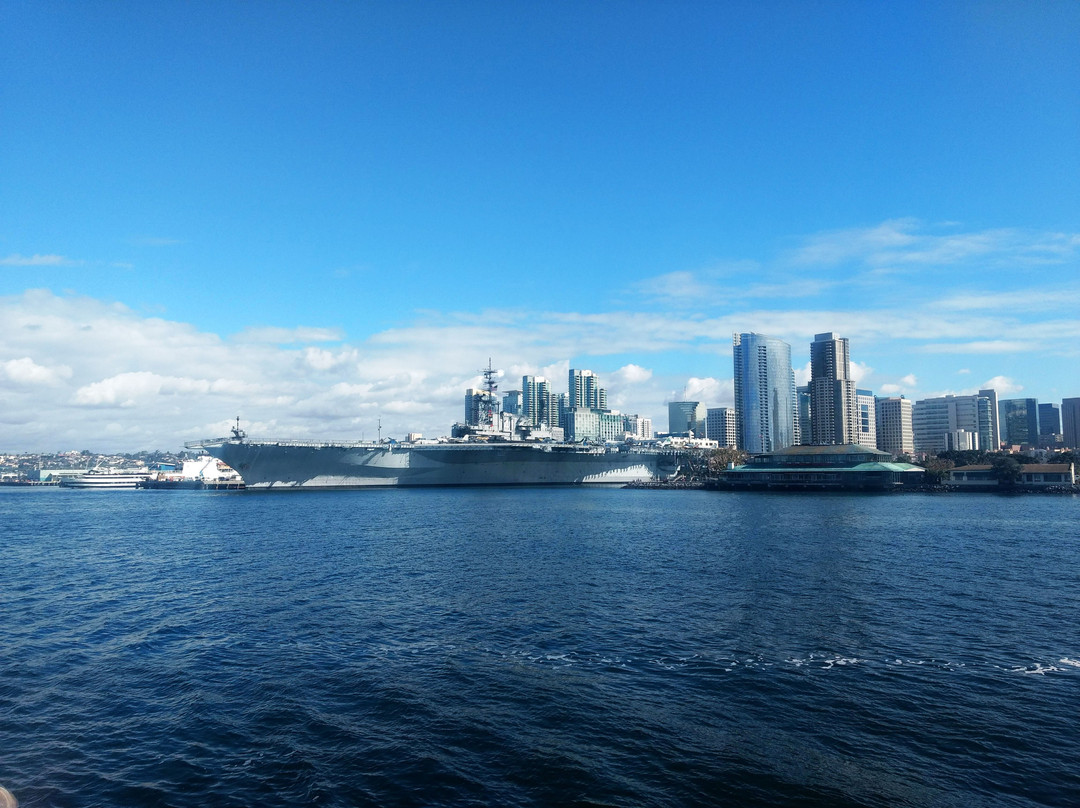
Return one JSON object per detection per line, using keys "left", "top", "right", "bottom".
{"left": 1, "top": 1, "right": 1078, "bottom": 451}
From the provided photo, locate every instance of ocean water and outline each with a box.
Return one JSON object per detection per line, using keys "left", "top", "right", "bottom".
{"left": 2, "top": 486, "right": 1079, "bottom": 807}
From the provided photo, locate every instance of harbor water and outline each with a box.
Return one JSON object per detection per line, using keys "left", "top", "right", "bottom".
{"left": 2, "top": 487, "right": 1078, "bottom": 807}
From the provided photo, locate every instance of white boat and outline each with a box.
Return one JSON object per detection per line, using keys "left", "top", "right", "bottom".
{"left": 60, "top": 468, "right": 151, "bottom": 489}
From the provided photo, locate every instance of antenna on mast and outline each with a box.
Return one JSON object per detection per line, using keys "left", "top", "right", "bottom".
{"left": 478, "top": 358, "right": 499, "bottom": 427}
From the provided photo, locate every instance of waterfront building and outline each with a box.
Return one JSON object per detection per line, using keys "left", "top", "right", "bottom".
{"left": 912, "top": 394, "right": 995, "bottom": 455}
{"left": 716, "top": 444, "right": 925, "bottom": 491}
{"left": 706, "top": 407, "right": 738, "bottom": 448}
{"left": 809, "top": 332, "right": 857, "bottom": 445}
{"left": 668, "top": 401, "right": 706, "bottom": 436}
{"left": 948, "top": 462, "right": 1075, "bottom": 489}
{"left": 855, "top": 388, "right": 877, "bottom": 448}
{"left": 1063, "top": 398, "right": 1080, "bottom": 449}
{"left": 875, "top": 396, "right": 914, "bottom": 457}
{"left": 796, "top": 386, "right": 812, "bottom": 445}
{"left": 732, "top": 332, "right": 797, "bottom": 454}
{"left": 978, "top": 388, "right": 1001, "bottom": 449}
{"left": 999, "top": 398, "right": 1040, "bottom": 446}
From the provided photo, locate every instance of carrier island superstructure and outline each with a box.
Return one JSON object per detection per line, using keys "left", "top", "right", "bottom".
{"left": 187, "top": 363, "right": 678, "bottom": 489}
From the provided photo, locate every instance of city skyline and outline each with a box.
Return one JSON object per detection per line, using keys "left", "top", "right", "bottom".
{"left": 2, "top": 3, "right": 1078, "bottom": 452}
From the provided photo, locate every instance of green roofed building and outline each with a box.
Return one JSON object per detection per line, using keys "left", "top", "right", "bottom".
{"left": 714, "top": 444, "right": 925, "bottom": 491}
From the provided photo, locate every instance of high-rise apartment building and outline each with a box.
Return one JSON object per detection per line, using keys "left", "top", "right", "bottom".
{"left": 733, "top": 332, "right": 797, "bottom": 454}
{"left": 521, "top": 375, "right": 554, "bottom": 428}
{"left": 809, "top": 332, "right": 857, "bottom": 445}
{"left": 1062, "top": 398, "right": 1080, "bottom": 449}
{"left": 855, "top": 389, "right": 877, "bottom": 448}
{"left": 875, "top": 396, "right": 914, "bottom": 456}
{"left": 569, "top": 369, "right": 604, "bottom": 410}
{"left": 706, "top": 407, "right": 738, "bottom": 447}
{"left": 912, "top": 394, "right": 995, "bottom": 454}
{"left": 668, "top": 401, "right": 706, "bottom": 436}
{"left": 999, "top": 398, "right": 1040, "bottom": 446}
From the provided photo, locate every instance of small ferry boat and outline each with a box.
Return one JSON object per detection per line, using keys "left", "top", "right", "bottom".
{"left": 60, "top": 468, "right": 151, "bottom": 489}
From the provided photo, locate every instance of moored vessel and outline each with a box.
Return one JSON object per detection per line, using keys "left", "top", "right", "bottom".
{"left": 187, "top": 434, "right": 669, "bottom": 489}
{"left": 60, "top": 468, "right": 151, "bottom": 489}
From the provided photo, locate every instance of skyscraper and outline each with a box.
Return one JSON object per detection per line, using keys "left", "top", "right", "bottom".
{"left": 1039, "top": 403, "right": 1061, "bottom": 438}
{"left": 796, "top": 386, "right": 811, "bottom": 445}
{"left": 875, "top": 396, "right": 914, "bottom": 456}
{"left": 1062, "top": 398, "right": 1080, "bottom": 449}
{"left": 464, "top": 388, "right": 485, "bottom": 427}
{"left": 521, "top": 375, "right": 552, "bottom": 427}
{"left": 623, "top": 414, "right": 653, "bottom": 440}
{"left": 706, "top": 407, "right": 737, "bottom": 447}
{"left": 809, "top": 332, "right": 857, "bottom": 445}
{"left": 668, "top": 401, "right": 705, "bottom": 436}
{"left": 999, "top": 398, "right": 1040, "bottom": 446}
{"left": 978, "top": 388, "right": 1001, "bottom": 449}
{"left": 855, "top": 388, "right": 877, "bottom": 448}
{"left": 732, "top": 332, "right": 796, "bottom": 454}
{"left": 568, "top": 368, "right": 603, "bottom": 410}
{"left": 501, "top": 390, "right": 522, "bottom": 416}
{"left": 912, "top": 394, "right": 995, "bottom": 454}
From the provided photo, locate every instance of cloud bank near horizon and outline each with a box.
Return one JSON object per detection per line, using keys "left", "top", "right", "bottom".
{"left": 2, "top": 220, "right": 1077, "bottom": 452}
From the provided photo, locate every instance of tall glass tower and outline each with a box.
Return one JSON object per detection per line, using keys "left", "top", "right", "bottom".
{"left": 810, "top": 332, "right": 857, "bottom": 445}
{"left": 732, "top": 332, "right": 797, "bottom": 453}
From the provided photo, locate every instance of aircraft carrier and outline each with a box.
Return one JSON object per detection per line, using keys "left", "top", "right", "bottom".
{"left": 186, "top": 431, "right": 670, "bottom": 489}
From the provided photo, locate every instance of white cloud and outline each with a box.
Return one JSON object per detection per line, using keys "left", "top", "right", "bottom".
{"left": 74, "top": 371, "right": 222, "bottom": 407}
{"left": 788, "top": 220, "right": 1080, "bottom": 269}
{"left": 300, "top": 346, "right": 360, "bottom": 372}
{"left": 680, "top": 377, "right": 732, "bottom": 406}
{"left": 0, "top": 357, "right": 73, "bottom": 385}
{"left": 932, "top": 287, "right": 1080, "bottom": 312}
{"left": 920, "top": 341, "right": 1034, "bottom": 354}
{"left": 1, "top": 253, "right": 75, "bottom": 266}
{"left": 980, "top": 376, "right": 1024, "bottom": 395}
{"left": 611, "top": 364, "right": 652, "bottom": 384}
{"left": 236, "top": 326, "right": 345, "bottom": 344}
{"left": 794, "top": 361, "right": 811, "bottom": 386}
{"left": 637, "top": 270, "right": 712, "bottom": 302}
{"left": 878, "top": 373, "right": 917, "bottom": 396}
